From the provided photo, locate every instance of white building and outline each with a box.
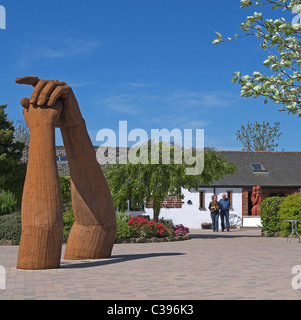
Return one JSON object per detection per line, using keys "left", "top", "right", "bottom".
{"left": 49, "top": 147, "right": 301, "bottom": 229}
{"left": 130, "top": 151, "right": 301, "bottom": 229}
{"left": 143, "top": 187, "right": 243, "bottom": 229}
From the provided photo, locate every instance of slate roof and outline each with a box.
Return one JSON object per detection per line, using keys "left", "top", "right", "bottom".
{"left": 21, "top": 147, "right": 301, "bottom": 188}
{"left": 208, "top": 151, "right": 301, "bottom": 188}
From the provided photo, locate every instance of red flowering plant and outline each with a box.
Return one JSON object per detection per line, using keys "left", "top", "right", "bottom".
{"left": 127, "top": 216, "right": 149, "bottom": 237}
{"left": 140, "top": 221, "right": 168, "bottom": 238}
{"left": 127, "top": 216, "right": 149, "bottom": 228}
{"left": 172, "top": 224, "right": 190, "bottom": 236}
{"left": 155, "top": 222, "right": 167, "bottom": 236}
{"left": 127, "top": 216, "right": 168, "bottom": 238}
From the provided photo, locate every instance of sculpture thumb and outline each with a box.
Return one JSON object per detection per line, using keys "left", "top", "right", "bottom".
{"left": 20, "top": 98, "right": 30, "bottom": 110}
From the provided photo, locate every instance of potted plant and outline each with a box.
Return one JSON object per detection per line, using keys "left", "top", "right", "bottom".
{"left": 202, "top": 222, "right": 212, "bottom": 230}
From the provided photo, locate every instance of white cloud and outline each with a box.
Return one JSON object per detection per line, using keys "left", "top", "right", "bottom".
{"left": 14, "top": 37, "right": 101, "bottom": 69}
{"left": 101, "top": 94, "right": 139, "bottom": 114}
{"left": 166, "top": 90, "right": 238, "bottom": 109}
{"left": 88, "top": 82, "right": 240, "bottom": 148}
{"left": 150, "top": 114, "right": 211, "bottom": 130}
{"left": 39, "top": 39, "right": 100, "bottom": 58}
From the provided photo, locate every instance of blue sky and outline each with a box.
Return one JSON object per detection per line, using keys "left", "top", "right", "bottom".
{"left": 1, "top": 0, "right": 301, "bottom": 150}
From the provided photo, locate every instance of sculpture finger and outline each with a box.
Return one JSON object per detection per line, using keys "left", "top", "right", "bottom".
{"left": 15, "top": 76, "right": 40, "bottom": 87}
{"left": 47, "top": 86, "right": 71, "bottom": 107}
{"left": 29, "top": 80, "right": 48, "bottom": 105}
{"left": 37, "top": 81, "right": 66, "bottom": 106}
{"left": 20, "top": 98, "right": 30, "bottom": 110}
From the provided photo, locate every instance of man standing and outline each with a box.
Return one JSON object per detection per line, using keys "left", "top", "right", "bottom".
{"left": 219, "top": 194, "right": 230, "bottom": 232}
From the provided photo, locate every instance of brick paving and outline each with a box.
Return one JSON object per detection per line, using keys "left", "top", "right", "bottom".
{"left": 0, "top": 228, "right": 300, "bottom": 300}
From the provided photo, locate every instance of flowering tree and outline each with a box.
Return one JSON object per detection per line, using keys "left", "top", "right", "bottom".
{"left": 213, "top": 0, "right": 301, "bottom": 116}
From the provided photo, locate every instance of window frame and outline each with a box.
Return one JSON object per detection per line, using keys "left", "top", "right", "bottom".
{"left": 226, "top": 190, "right": 233, "bottom": 210}
{"left": 250, "top": 163, "right": 267, "bottom": 172}
{"left": 199, "top": 190, "right": 206, "bottom": 210}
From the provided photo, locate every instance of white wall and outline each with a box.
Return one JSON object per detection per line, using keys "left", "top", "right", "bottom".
{"left": 144, "top": 187, "right": 243, "bottom": 229}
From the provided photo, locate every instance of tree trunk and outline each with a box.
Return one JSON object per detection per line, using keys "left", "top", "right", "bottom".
{"left": 152, "top": 198, "right": 161, "bottom": 221}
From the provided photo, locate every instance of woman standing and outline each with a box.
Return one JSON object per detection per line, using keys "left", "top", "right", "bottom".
{"left": 209, "top": 195, "right": 220, "bottom": 232}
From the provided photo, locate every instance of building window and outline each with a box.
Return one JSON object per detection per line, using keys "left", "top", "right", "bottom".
{"left": 129, "top": 200, "right": 144, "bottom": 211}
{"left": 199, "top": 191, "right": 205, "bottom": 210}
{"left": 250, "top": 163, "right": 267, "bottom": 172}
{"left": 227, "top": 191, "right": 233, "bottom": 210}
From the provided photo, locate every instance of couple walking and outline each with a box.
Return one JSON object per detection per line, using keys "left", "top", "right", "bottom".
{"left": 209, "top": 194, "right": 230, "bottom": 232}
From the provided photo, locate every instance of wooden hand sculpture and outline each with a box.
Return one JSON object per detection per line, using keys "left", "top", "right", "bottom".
{"left": 16, "top": 92, "right": 64, "bottom": 270}
{"left": 16, "top": 77, "right": 117, "bottom": 269}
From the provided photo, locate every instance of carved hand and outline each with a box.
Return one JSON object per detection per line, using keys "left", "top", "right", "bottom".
{"left": 16, "top": 76, "right": 84, "bottom": 129}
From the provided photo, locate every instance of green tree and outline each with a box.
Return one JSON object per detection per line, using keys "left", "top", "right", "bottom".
{"left": 0, "top": 105, "right": 26, "bottom": 203}
{"left": 213, "top": 0, "right": 301, "bottom": 116}
{"left": 236, "top": 121, "right": 282, "bottom": 150}
{"left": 13, "top": 119, "right": 30, "bottom": 145}
{"left": 104, "top": 142, "right": 237, "bottom": 221}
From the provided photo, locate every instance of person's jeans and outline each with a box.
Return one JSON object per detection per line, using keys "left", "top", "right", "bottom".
{"left": 220, "top": 210, "right": 230, "bottom": 230}
{"left": 211, "top": 212, "right": 219, "bottom": 231}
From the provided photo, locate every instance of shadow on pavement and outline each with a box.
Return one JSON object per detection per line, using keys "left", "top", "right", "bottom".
{"left": 60, "top": 252, "right": 185, "bottom": 269}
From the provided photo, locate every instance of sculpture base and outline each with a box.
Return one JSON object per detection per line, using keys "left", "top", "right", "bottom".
{"left": 64, "top": 223, "right": 116, "bottom": 260}
{"left": 17, "top": 226, "right": 63, "bottom": 270}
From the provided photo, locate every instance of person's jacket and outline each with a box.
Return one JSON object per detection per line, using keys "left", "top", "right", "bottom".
{"left": 209, "top": 201, "right": 220, "bottom": 214}
{"left": 219, "top": 198, "right": 230, "bottom": 212}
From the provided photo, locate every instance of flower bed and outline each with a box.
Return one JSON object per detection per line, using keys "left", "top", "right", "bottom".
{"left": 115, "top": 216, "right": 191, "bottom": 244}
{"left": 115, "top": 234, "right": 191, "bottom": 244}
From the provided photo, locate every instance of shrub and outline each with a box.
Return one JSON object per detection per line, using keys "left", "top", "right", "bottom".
{"left": 173, "top": 224, "right": 190, "bottom": 236}
{"left": 140, "top": 223, "right": 158, "bottom": 238}
{"left": 140, "top": 221, "right": 168, "bottom": 238}
{"left": 62, "top": 210, "right": 75, "bottom": 243}
{"left": 158, "top": 217, "right": 173, "bottom": 229}
{"left": 127, "top": 216, "right": 149, "bottom": 237}
{"left": 0, "top": 212, "right": 22, "bottom": 245}
{"left": 0, "top": 191, "right": 17, "bottom": 216}
{"left": 154, "top": 222, "right": 168, "bottom": 237}
{"left": 279, "top": 193, "right": 301, "bottom": 236}
{"left": 260, "top": 196, "right": 285, "bottom": 233}
{"left": 63, "top": 229, "right": 70, "bottom": 244}
{"left": 127, "top": 216, "right": 170, "bottom": 238}
{"left": 127, "top": 216, "right": 149, "bottom": 227}
{"left": 116, "top": 219, "right": 134, "bottom": 240}
{"left": 116, "top": 212, "right": 132, "bottom": 222}
{"left": 59, "top": 175, "right": 71, "bottom": 200}
{"left": 63, "top": 210, "right": 75, "bottom": 232}
{"left": 59, "top": 175, "right": 72, "bottom": 211}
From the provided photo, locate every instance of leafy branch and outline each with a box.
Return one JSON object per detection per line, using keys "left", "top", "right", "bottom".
{"left": 213, "top": 0, "right": 301, "bottom": 116}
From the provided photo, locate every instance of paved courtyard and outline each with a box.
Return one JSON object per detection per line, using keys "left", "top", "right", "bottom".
{"left": 0, "top": 228, "right": 300, "bottom": 300}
